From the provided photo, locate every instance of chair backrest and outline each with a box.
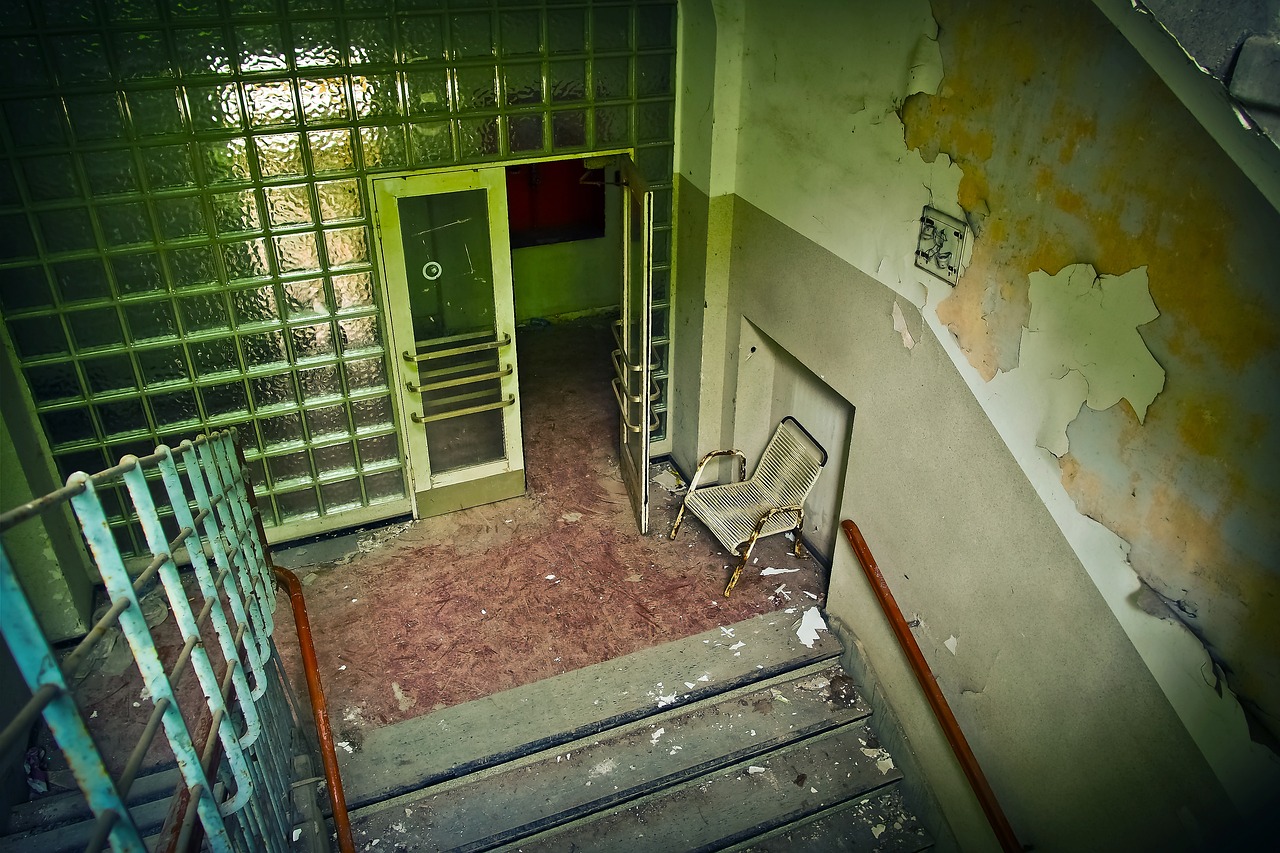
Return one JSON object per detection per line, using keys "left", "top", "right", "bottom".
{"left": 751, "top": 417, "right": 826, "bottom": 505}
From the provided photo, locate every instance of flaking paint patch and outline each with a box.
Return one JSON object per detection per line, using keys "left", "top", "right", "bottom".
{"left": 988, "top": 264, "right": 1164, "bottom": 457}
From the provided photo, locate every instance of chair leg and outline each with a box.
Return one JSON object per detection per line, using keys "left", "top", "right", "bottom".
{"left": 724, "top": 504, "right": 806, "bottom": 598}
{"left": 723, "top": 543, "right": 756, "bottom": 598}
{"left": 791, "top": 508, "right": 806, "bottom": 558}
{"left": 669, "top": 500, "right": 689, "bottom": 540}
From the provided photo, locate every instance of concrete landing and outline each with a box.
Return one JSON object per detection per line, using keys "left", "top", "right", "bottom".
{"left": 340, "top": 608, "right": 841, "bottom": 807}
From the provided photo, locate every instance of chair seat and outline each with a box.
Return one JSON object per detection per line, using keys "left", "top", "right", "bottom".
{"left": 683, "top": 481, "right": 800, "bottom": 554}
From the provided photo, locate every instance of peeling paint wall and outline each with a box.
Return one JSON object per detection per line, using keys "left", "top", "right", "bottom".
{"left": 902, "top": 0, "right": 1280, "bottom": 771}
{"left": 673, "top": 0, "right": 1280, "bottom": 846}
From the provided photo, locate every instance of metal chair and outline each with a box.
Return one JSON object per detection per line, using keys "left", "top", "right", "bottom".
{"left": 670, "top": 417, "right": 827, "bottom": 597}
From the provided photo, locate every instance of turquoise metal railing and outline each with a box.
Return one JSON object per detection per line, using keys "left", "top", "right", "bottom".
{"left": 0, "top": 430, "right": 299, "bottom": 852}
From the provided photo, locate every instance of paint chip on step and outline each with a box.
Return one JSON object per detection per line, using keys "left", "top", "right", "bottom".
{"left": 795, "top": 607, "right": 828, "bottom": 648}
{"left": 761, "top": 566, "right": 799, "bottom": 576}
{"left": 748, "top": 766, "right": 767, "bottom": 774}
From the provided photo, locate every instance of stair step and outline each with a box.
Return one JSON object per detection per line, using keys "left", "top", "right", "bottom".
{"left": 3, "top": 765, "right": 179, "bottom": 835}
{"left": 341, "top": 608, "right": 840, "bottom": 807}
{"left": 348, "top": 662, "right": 864, "bottom": 852}
{"left": 490, "top": 723, "right": 902, "bottom": 853}
{"left": 729, "top": 786, "right": 933, "bottom": 852}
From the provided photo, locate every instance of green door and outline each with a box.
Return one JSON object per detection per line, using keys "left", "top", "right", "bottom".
{"left": 372, "top": 170, "right": 525, "bottom": 518}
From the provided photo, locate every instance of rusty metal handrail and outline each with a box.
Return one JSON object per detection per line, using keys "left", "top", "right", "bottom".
{"left": 841, "top": 519, "right": 1021, "bottom": 853}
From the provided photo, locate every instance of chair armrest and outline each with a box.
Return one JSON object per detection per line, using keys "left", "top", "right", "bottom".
{"left": 687, "top": 449, "right": 747, "bottom": 494}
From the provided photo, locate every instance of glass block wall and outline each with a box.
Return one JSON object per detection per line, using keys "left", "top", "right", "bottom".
{"left": 0, "top": 0, "right": 676, "bottom": 553}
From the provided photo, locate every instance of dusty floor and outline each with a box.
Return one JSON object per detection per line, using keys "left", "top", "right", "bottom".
{"left": 272, "top": 317, "right": 830, "bottom": 745}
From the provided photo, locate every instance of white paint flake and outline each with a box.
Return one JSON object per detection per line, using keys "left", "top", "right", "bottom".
{"left": 729, "top": 641, "right": 746, "bottom": 651}
{"left": 760, "top": 566, "right": 799, "bottom": 576}
{"left": 293, "top": 829, "right": 302, "bottom": 842}
{"left": 944, "top": 635, "right": 958, "bottom": 655}
{"left": 892, "top": 300, "right": 917, "bottom": 349}
{"left": 748, "top": 766, "right": 767, "bottom": 774}
{"left": 650, "top": 727, "right": 666, "bottom": 745}
{"left": 590, "top": 758, "right": 618, "bottom": 778}
{"left": 795, "top": 607, "right": 828, "bottom": 648}
{"left": 337, "top": 741, "right": 353, "bottom": 754}
{"left": 872, "top": 824, "right": 887, "bottom": 839}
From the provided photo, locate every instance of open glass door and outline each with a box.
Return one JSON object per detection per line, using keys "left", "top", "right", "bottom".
{"left": 613, "top": 156, "right": 655, "bottom": 533}
{"left": 372, "top": 169, "right": 524, "bottom": 518}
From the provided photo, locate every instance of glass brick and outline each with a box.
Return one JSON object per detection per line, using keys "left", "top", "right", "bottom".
{"left": 241, "top": 329, "right": 288, "bottom": 368}
{"left": 501, "top": 11, "right": 542, "bottom": 57}
{"left": 0, "top": 0, "right": 31, "bottom": 26}
{"left": 229, "top": 0, "right": 278, "bottom": 16}
{"left": 0, "top": 162, "right": 18, "bottom": 207}
{"left": 324, "top": 227, "right": 368, "bottom": 268}
{"left": 129, "top": 89, "right": 186, "bottom": 136}
{"left": 364, "top": 470, "right": 403, "bottom": 501}
{"left": 232, "top": 284, "right": 278, "bottom": 324}
{"left": 83, "top": 150, "right": 139, "bottom": 196}
{"left": 40, "top": 209, "right": 96, "bottom": 254}
{"left": 0, "top": 267, "right": 52, "bottom": 313}
{"left": 42, "top": 409, "right": 96, "bottom": 446}
{"left": 69, "top": 308, "right": 125, "bottom": 350}
{"left": 125, "top": 300, "right": 179, "bottom": 341}
{"left": 637, "top": 6, "right": 676, "bottom": 49}
{"left": 200, "top": 381, "right": 250, "bottom": 418}
{"left": 338, "top": 315, "right": 378, "bottom": 352}
{"left": 320, "top": 478, "right": 362, "bottom": 511}
{"left": 283, "top": 278, "right": 327, "bottom": 317}
{"left": 44, "top": 0, "right": 98, "bottom": 27}
{"left": 277, "top": 487, "right": 319, "bottom": 520}
{"left": 652, "top": 186, "right": 672, "bottom": 226}
{"left": 167, "top": 245, "right": 218, "bottom": 288}
{"left": 406, "top": 69, "right": 450, "bottom": 115}
{"left": 84, "top": 354, "right": 138, "bottom": 395}
{"left": 180, "top": 293, "right": 232, "bottom": 333}
{"left": 144, "top": 144, "right": 197, "bottom": 190}
{"left": 53, "top": 34, "right": 110, "bottom": 84}
{"left": 358, "top": 125, "right": 408, "bottom": 170}
{"left": 451, "top": 12, "right": 493, "bottom": 59}
{"left": 213, "top": 189, "right": 263, "bottom": 234}
{"left": 552, "top": 111, "right": 586, "bottom": 149}
{"left": 112, "top": 254, "right": 166, "bottom": 295}
{"left": 352, "top": 74, "right": 402, "bottom": 119}
{"left": 237, "top": 25, "right": 288, "bottom": 73}
{"left": 456, "top": 117, "right": 499, "bottom": 159}
{"left": 508, "top": 114, "right": 544, "bottom": 153}
{"left": 190, "top": 338, "right": 238, "bottom": 376}
{"left": 550, "top": 60, "right": 586, "bottom": 103}
{"left": 357, "top": 433, "right": 398, "bottom": 465}
{"left": 54, "top": 259, "right": 110, "bottom": 303}
{"left": 307, "top": 404, "right": 349, "bottom": 438}
{"left": 250, "top": 373, "right": 297, "bottom": 409}
{"left": 150, "top": 390, "right": 200, "bottom": 426}
{"left": 293, "top": 20, "right": 342, "bottom": 68}
{"left": 332, "top": 272, "right": 373, "bottom": 310}
{"left": 637, "top": 53, "right": 675, "bottom": 97}
{"left": 298, "top": 363, "right": 341, "bottom": 400}
{"left": 269, "top": 453, "right": 311, "bottom": 484}
{"left": 25, "top": 362, "right": 83, "bottom": 404}
{"left": 265, "top": 184, "right": 315, "bottom": 228}
{"left": 0, "top": 37, "right": 49, "bottom": 89}
{"left": 408, "top": 121, "right": 453, "bottom": 165}
{"left": 346, "top": 19, "right": 396, "bottom": 66}
{"left": 549, "top": 9, "right": 586, "bottom": 54}
{"left": 652, "top": 265, "right": 670, "bottom": 301}
{"left": 455, "top": 66, "right": 498, "bottom": 111}
{"left": 155, "top": 196, "right": 208, "bottom": 241}
{"left": 400, "top": 14, "right": 444, "bottom": 63}
{"left": 344, "top": 357, "right": 385, "bottom": 391}
{"left": 174, "top": 28, "right": 233, "bottom": 76}
{"left": 66, "top": 93, "right": 125, "bottom": 141}
{"left": 351, "top": 395, "right": 392, "bottom": 429}
{"left": 113, "top": 30, "right": 173, "bottom": 81}
{"left": 308, "top": 129, "right": 355, "bottom": 173}
{"left": 255, "top": 133, "right": 305, "bottom": 177}
{"left": 0, "top": 214, "right": 37, "bottom": 261}
{"left": 188, "top": 85, "right": 244, "bottom": 132}
{"left": 201, "top": 139, "right": 252, "bottom": 184}
{"left": 636, "top": 101, "right": 671, "bottom": 142}
{"left": 637, "top": 144, "right": 672, "bottom": 182}
{"left": 261, "top": 413, "right": 305, "bottom": 447}
{"left": 25, "top": 155, "right": 81, "bottom": 202}
{"left": 106, "top": 0, "right": 161, "bottom": 22}
{"left": 138, "top": 346, "right": 189, "bottom": 385}
{"left": 244, "top": 81, "right": 298, "bottom": 128}
{"left": 299, "top": 77, "right": 350, "bottom": 123}
{"left": 4, "top": 99, "right": 67, "bottom": 149}
{"left": 9, "top": 315, "right": 69, "bottom": 359}
{"left": 503, "top": 63, "right": 543, "bottom": 106}
{"left": 97, "top": 398, "right": 149, "bottom": 437}
{"left": 223, "top": 238, "right": 272, "bottom": 281}
{"left": 593, "top": 56, "right": 630, "bottom": 101}
{"left": 316, "top": 180, "right": 362, "bottom": 222}
{"left": 274, "top": 232, "right": 322, "bottom": 274}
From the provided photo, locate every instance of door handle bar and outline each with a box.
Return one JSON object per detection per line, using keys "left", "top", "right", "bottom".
{"left": 407, "top": 365, "right": 512, "bottom": 393}
{"left": 611, "top": 379, "right": 661, "bottom": 433}
{"left": 410, "top": 394, "right": 515, "bottom": 424}
{"left": 404, "top": 333, "right": 511, "bottom": 363}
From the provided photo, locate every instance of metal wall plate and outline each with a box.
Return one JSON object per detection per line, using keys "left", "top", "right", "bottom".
{"left": 915, "top": 207, "right": 969, "bottom": 286}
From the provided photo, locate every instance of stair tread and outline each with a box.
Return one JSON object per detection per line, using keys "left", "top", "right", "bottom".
{"left": 341, "top": 608, "right": 840, "bottom": 806}
{"left": 349, "top": 663, "right": 866, "bottom": 852}
{"left": 491, "top": 723, "right": 902, "bottom": 853}
{"left": 730, "top": 786, "right": 933, "bottom": 852}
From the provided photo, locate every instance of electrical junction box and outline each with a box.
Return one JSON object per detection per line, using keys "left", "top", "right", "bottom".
{"left": 915, "top": 206, "right": 968, "bottom": 286}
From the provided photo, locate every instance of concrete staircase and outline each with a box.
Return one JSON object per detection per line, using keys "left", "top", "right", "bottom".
{"left": 340, "top": 610, "right": 932, "bottom": 852}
